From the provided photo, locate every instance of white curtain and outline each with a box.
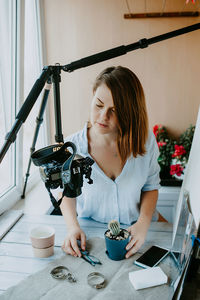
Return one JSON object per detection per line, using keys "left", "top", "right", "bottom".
{"left": 0, "top": 0, "right": 48, "bottom": 214}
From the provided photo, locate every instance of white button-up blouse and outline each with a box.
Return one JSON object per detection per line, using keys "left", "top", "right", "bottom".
{"left": 65, "top": 123, "right": 160, "bottom": 225}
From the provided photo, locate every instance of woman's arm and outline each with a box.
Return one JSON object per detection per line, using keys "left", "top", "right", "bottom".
{"left": 138, "top": 189, "right": 158, "bottom": 227}
{"left": 60, "top": 195, "right": 80, "bottom": 229}
{"left": 125, "top": 190, "right": 158, "bottom": 258}
{"left": 60, "top": 195, "right": 86, "bottom": 257}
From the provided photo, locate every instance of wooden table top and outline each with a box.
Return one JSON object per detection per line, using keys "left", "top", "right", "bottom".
{"left": 0, "top": 210, "right": 175, "bottom": 295}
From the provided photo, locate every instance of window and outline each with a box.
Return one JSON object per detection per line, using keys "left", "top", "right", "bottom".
{"left": 23, "top": 0, "right": 48, "bottom": 184}
{"left": 0, "top": 0, "right": 48, "bottom": 213}
{"left": 0, "top": 0, "right": 19, "bottom": 210}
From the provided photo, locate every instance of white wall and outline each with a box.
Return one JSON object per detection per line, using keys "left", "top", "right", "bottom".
{"left": 42, "top": 0, "right": 200, "bottom": 140}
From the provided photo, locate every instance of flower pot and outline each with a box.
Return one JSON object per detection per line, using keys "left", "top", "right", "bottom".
{"left": 104, "top": 229, "right": 130, "bottom": 261}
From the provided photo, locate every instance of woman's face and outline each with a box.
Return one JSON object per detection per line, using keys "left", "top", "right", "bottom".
{"left": 90, "top": 84, "right": 118, "bottom": 136}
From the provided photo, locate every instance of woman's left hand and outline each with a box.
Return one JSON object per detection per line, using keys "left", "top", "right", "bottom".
{"left": 125, "top": 221, "right": 149, "bottom": 258}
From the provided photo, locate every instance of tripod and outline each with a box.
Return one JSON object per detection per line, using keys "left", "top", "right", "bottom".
{"left": 21, "top": 65, "right": 65, "bottom": 215}
{"left": 21, "top": 78, "right": 52, "bottom": 199}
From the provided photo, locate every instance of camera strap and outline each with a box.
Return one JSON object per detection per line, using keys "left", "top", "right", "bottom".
{"left": 45, "top": 183, "right": 63, "bottom": 209}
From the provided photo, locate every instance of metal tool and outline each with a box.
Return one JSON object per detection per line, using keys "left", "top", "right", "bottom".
{"left": 80, "top": 249, "right": 102, "bottom": 266}
{"left": 77, "top": 241, "right": 102, "bottom": 266}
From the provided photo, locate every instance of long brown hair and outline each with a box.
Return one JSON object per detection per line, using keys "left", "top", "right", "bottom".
{"left": 93, "top": 66, "right": 149, "bottom": 164}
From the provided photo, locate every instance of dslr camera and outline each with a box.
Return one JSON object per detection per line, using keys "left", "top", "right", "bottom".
{"left": 31, "top": 141, "right": 94, "bottom": 203}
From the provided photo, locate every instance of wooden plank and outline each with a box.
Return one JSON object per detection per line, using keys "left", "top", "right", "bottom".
{"left": 1, "top": 227, "right": 105, "bottom": 246}
{"left": 17, "top": 214, "right": 173, "bottom": 232}
{"left": 0, "top": 258, "right": 46, "bottom": 275}
{"left": 124, "top": 11, "right": 200, "bottom": 19}
{"left": 1, "top": 231, "right": 64, "bottom": 247}
{"left": 8, "top": 221, "right": 67, "bottom": 235}
{"left": 0, "top": 243, "right": 63, "bottom": 259}
{"left": 0, "top": 210, "right": 23, "bottom": 240}
{"left": 20, "top": 215, "right": 107, "bottom": 227}
{"left": 2, "top": 218, "right": 173, "bottom": 247}
{"left": 8, "top": 219, "right": 173, "bottom": 238}
{"left": 21, "top": 214, "right": 65, "bottom": 225}
{"left": 0, "top": 254, "right": 61, "bottom": 274}
{"left": 149, "top": 222, "right": 173, "bottom": 232}
{"left": 1, "top": 227, "right": 173, "bottom": 253}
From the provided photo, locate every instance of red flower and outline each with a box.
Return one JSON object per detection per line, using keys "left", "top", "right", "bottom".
{"left": 153, "top": 124, "right": 163, "bottom": 137}
{"left": 170, "top": 164, "right": 184, "bottom": 177}
{"left": 157, "top": 141, "right": 167, "bottom": 148}
{"left": 172, "top": 145, "right": 186, "bottom": 158}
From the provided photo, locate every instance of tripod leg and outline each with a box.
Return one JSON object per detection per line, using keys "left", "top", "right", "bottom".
{"left": 21, "top": 80, "right": 52, "bottom": 199}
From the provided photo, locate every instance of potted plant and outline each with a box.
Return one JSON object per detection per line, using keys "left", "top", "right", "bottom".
{"left": 170, "top": 125, "right": 195, "bottom": 180}
{"left": 104, "top": 220, "right": 130, "bottom": 261}
{"left": 153, "top": 124, "right": 195, "bottom": 186}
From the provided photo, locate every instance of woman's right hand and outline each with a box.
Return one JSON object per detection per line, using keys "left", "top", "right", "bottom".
{"left": 62, "top": 226, "right": 86, "bottom": 257}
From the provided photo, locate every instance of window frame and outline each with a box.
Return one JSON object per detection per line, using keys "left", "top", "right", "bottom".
{"left": 0, "top": 0, "right": 24, "bottom": 214}
{"left": 35, "top": 0, "right": 50, "bottom": 145}
{"left": 21, "top": 0, "right": 49, "bottom": 191}
{"left": 0, "top": 0, "right": 49, "bottom": 214}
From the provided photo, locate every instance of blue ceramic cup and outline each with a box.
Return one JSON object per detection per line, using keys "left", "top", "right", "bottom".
{"left": 104, "top": 229, "right": 130, "bottom": 261}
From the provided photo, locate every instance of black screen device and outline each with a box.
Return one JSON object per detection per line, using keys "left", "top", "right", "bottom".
{"left": 134, "top": 246, "right": 169, "bottom": 268}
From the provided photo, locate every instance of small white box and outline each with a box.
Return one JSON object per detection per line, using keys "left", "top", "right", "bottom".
{"left": 129, "top": 266, "right": 168, "bottom": 290}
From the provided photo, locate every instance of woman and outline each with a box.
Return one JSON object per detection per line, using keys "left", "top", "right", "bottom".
{"left": 60, "top": 66, "right": 161, "bottom": 259}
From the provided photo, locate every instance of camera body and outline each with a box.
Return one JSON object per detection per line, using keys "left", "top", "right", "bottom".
{"left": 31, "top": 141, "right": 94, "bottom": 199}
{"left": 39, "top": 161, "right": 63, "bottom": 189}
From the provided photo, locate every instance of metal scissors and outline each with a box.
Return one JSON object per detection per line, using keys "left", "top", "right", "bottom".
{"left": 77, "top": 241, "right": 102, "bottom": 266}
